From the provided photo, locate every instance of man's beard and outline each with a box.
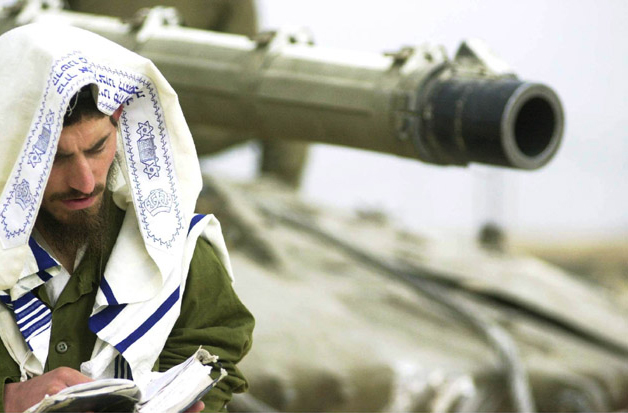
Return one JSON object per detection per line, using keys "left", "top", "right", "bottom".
{"left": 36, "top": 187, "right": 110, "bottom": 258}
{"left": 36, "top": 157, "right": 119, "bottom": 259}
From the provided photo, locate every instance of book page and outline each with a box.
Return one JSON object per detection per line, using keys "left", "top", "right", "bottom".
{"left": 137, "top": 348, "right": 226, "bottom": 413}
{"left": 137, "top": 362, "right": 218, "bottom": 413}
{"left": 25, "top": 379, "right": 140, "bottom": 413}
{"left": 141, "top": 353, "right": 197, "bottom": 401}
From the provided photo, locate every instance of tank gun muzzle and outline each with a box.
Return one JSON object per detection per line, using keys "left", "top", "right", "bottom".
{"left": 419, "top": 78, "right": 563, "bottom": 169}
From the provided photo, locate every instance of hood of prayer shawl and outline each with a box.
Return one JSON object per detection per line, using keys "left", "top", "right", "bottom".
{"left": 0, "top": 23, "right": 203, "bottom": 300}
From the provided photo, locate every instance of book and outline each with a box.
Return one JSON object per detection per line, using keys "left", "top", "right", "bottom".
{"left": 26, "top": 347, "right": 227, "bottom": 413}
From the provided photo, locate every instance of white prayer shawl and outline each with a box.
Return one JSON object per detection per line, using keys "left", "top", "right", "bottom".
{"left": 0, "top": 23, "right": 233, "bottom": 386}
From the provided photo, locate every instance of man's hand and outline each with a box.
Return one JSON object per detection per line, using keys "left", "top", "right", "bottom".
{"left": 3, "top": 367, "right": 92, "bottom": 412}
{"left": 185, "top": 401, "right": 205, "bottom": 413}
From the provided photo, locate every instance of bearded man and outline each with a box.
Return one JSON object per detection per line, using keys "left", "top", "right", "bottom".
{"left": 0, "top": 24, "right": 254, "bottom": 412}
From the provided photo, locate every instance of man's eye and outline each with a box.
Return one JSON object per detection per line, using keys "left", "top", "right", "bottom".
{"left": 54, "top": 153, "right": 71, "bottom": 162}
{"left": 87, "top": 145, "right": 105, "bottom": 155}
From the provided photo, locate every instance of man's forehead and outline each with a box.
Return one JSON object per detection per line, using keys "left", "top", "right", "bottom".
{"left": 57, "top": 116, "right": 116, "bottom": 151}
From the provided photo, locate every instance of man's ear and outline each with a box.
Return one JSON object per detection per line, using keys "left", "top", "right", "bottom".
{"left": 112, "top": 105, "right": 124, "bottom": 122}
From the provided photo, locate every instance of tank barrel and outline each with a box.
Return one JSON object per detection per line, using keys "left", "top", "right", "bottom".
{"left": 0, "top": 4, "right": 564, "bottom": 170}
{"left": 421, "top": 78, "right": 563, "bottom": 169}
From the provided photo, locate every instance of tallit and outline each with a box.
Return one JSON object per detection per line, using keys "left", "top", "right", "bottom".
{"left": 0, "top": 23, "right": 233, "bottom": 385}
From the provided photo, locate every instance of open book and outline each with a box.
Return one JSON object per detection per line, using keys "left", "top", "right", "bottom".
{"left": 26, "top": 348, "right": 227, "bottom": 413}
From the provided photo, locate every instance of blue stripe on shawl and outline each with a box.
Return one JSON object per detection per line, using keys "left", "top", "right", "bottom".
{"left": 115, "top": 287, "right": 180, "bottom": 353}
{"left": 14, "top": 293, "right": 40, "bottom": 317}
{"left": 100, "top": 277, "right": 119, "bottom": 305}
{"left": 37, "top": 270, "right": 53, "bottom": 282}
{"left": 188, "top": 214, "right": 206, "bottom": 235}
{"left": 114, "top": 354, "right": 131, "bottom": 379}
{"left": 22, "top": 314, "right": 51, "bottom": 339}
{"left": 28, "top": 236, "right": 58, "bottom": 271}
{"left": 14, "top": 292, "right": 36, "bottom": 306}
{"left": 88, "top": 304, "right": 127, "bottom": 333}
{"left": 16, "top": 304, "right": 48, "bottom": 327}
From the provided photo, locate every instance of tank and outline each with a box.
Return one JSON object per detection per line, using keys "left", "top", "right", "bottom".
{"left": 2, "top": 2, "right": 628, "bottom": 412}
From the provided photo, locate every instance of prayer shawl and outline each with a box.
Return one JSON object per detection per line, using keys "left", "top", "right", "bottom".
{"left": 0, "top": 23, "right": 233, "bottom": 386}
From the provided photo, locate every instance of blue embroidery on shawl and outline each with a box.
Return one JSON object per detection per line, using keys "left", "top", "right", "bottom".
{"left": 27, "top": 111, "right": 55, "bottom": 167}
{"left": 142, "top": 189, "right": 172, "bottom": 217}
{"left": 0, "top": 52, "right": 94, "bottom": 240}
{"left": 120, "top": 100, "right": 183, "bottom": 249}
{"left": 14, "top": 179, "right": 33, "bottom": 210}
{"left": 0, "top": 53, "right": 168, "bottom": 244}
{"left": 136, "top": 121, "right": 160, "bottom": 179}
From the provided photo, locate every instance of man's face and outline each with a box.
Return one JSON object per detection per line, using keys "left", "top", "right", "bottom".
{"left": 39, "top": 115, "right": 117, "bottom": 225}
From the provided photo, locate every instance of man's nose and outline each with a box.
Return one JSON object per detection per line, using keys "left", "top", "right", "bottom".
{"left": 67, "top": 156, "right": 96, "bottom": 195}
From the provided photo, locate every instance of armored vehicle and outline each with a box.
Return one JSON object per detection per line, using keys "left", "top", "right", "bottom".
{"left": 2, "top": 1, "right": 628, "bottom": 411}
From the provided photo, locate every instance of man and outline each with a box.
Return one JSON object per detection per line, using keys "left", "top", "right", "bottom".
{"left": 0, "top": 24, "right": 254, "bottom": 412}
